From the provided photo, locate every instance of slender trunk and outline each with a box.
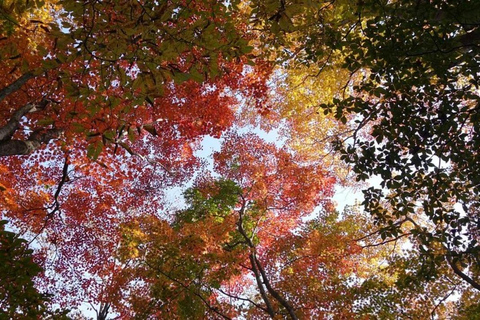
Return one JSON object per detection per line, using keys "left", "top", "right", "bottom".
{"left": 253, "top": 256, "right": 298, "bottom": 320}
{"left": 249, "top": 254, "right": 276, "bottom": 318}
{"left": 237, "top": 199, "right": 298, "bottom": 319}
{"left": 97, "top": 302, "right": 110, "bottom": 320}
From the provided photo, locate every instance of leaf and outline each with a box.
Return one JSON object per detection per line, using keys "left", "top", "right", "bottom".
{"left": 102, "top": 130, "right": 116, "bottom": 141}
{"left": 127, "top": 126, "right": 136, "bottom": 142}
{"left": 37, "top": 117, "right": 54, "bottom": 126}
{"left": 173, "top": 72, "right": 191, "bottom": 84}
{"left": 86, "top": 140, "right": 104, "bottom": 160}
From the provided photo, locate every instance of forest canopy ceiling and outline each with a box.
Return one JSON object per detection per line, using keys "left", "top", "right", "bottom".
{"left": 0, "top": 0, "right": 479, "bottom": 318}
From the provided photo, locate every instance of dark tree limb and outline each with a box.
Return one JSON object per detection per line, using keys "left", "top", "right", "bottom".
{"left": 216, "top": 287, "right": 269, "bottom": 313}
{"left": 0, "top": 72, "right": 34, "bottom": 103}
{"left": 249, "top": 254, "right": 276, "bottom": 318}
{"left": 96, "top": 302, "right": 110, "bottom": 320}
{"left": 446, "top": 255, "right": 480, "bottom": 291}
{"left": 48, "top": 153, "right": 70, "bottom": 216}
{"left": 0, "top": 99, "right": 49, "bottom": 141}
{"left": 0, "top": 104, "right": 34, "bottom": 141}
{"left": 236, "top": 198, "right": 276, "bottom": 317}
{"left": 27, "top": 153, "right": 70, "bottom": 246}
{"left": 0, "top": 128, "right": 62, "bottom": 156}
{"left": 253, "top": 256, "right": 298, "bottom": 320}
{"left": 236, "top": 197, "right": 297, "bottom": 320}
{"left": 0, "top": 98, "right": 54, "bottom": 156}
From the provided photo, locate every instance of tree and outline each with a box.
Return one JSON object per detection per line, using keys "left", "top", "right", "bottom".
{"left": 237, "top": 0, "right": 480, "bottom": 312}
{"left": 354, "top": 246, "right": 478, "bottom": 319}
{"left": 312, "top": 0, "right": 480, "bottom": 291}
{"left": 0, "top": 220, "right": 47, "bottom": 318}
{"left": 0, "top": 0, "right": 255, "bottom": 157}
{"left": 0, "top": 220, "right": 69, "bottom": 319}
{"left": 0, "top": 0, "right": 271, "bottom": 316}
{"left": 3, "top": 0, "right": 478, "bottom": 318}
{"left": 116, "top": 134, "right": 365, "bottom": 319}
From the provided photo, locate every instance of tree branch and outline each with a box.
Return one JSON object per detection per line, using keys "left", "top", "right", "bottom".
{"left": 249, "top": 254, "right": 276, "bottom": 318}
{"left": 445, "top": 254, "right": 480, "bottom": 291}
{"left": 0, "top": 72, "right": 34, "bottom": 103}
{"left": 0, "top": 99, "right": 49, "bottom": 141}
{"left": 253, "top": 256, "right": 298, "bottom": 320}
{"left": 0, "top": 128, "right": 62, "bottom": 156}
{"left": 216, "top": 288, "right": 269, "bottom": 313}
{"left": 48, "top": 153, "right": 70, "bottom": 216}
{"left": 97, "top": 302, "right": 110, "bottom": 320}
{"left": 360, "top": 233, "right": 411, "bottom": 248}
{"left": 28, "top": 153, "right": 70, "bottom": 246}
{"left": 235, "top": 196, "right": 276, "bottom": 318}
{"left": 236, "top": 195, "right": 298, "bottom": 319}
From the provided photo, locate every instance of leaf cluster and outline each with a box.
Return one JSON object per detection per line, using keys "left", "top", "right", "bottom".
{"left": 0, "top": 220, "right": 69, "bottom": 319}
{"left": 319, "top": 0, "right": 480, "bottom": 290}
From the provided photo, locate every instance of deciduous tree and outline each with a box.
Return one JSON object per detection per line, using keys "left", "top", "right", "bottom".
{"left": 115, "top": 133, "right": 367, "bottom": 319}
{"left": 0, "top": 0, "right": 270, "bottom": 316}
{"left": 318, "top": 0, "right": 480, "bottom": 291}
{"left": 3, "top": 0, "right": 478, "bottom": 318}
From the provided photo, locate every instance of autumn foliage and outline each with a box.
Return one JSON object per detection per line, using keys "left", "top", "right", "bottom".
{"left": 114, "top": 134, "right": 362, "bottom": 318}
{"left": 1, "top": 0, "right": 479, "bottom": 319}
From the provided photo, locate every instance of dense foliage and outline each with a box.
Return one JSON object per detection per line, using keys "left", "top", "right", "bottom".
{"left": 0, "top": 0, "right": 479, "bottom": 318}
{"left": 324, "top": 0, "right": 480, "bottom": 292}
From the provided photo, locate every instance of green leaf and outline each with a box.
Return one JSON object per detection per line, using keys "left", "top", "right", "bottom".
{"left": 72, "top": 122, "right": 85, "bottom": 133}
{"left": 127, "top": 126, "right": 136, "bottom": 142}
{"left": 173, "top": 72, "right": 191, "bottom": 84}
{"left": 37, "top": 117, "right": 54, "bottom": 126}
{"left": 103, "top": 130, "right": 116, "bottom": 140}
{"left": 86, "top": 140, "right": 104, "bottom": 160}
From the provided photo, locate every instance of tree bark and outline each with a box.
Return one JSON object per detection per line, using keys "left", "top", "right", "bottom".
{"left": 96, "top": 302, "right": 110, "bottom": 320}
{"left": 237, "top": 199, "right": 298, "bottom": 320}
{"left": 446, "top": 255, "right": 480, "bottom": 291}
{"left": 0, "top": 129, "right": 62, "bottom": 156}
{"left": 0, "top": 100, "right": 48, "bottom": 141}
{"left": 0, "top": 72, "right": 34, "bottom": 103}
{"left": 253, "top": 256, "right": 299, "bottom": 320}
{"left": 249, "top": 254, "right": 276, "bottom": 318}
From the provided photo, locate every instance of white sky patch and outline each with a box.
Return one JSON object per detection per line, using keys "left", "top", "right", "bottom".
{"left": 333, "top": 186, "right": 363, "bottom": 213}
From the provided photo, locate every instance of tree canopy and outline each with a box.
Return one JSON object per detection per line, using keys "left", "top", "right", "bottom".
{"left": 0, "top": 0, "right": 479, "bottom": 318}
{"left": 323, "top": 0, "right": 480, "bottom": 293}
